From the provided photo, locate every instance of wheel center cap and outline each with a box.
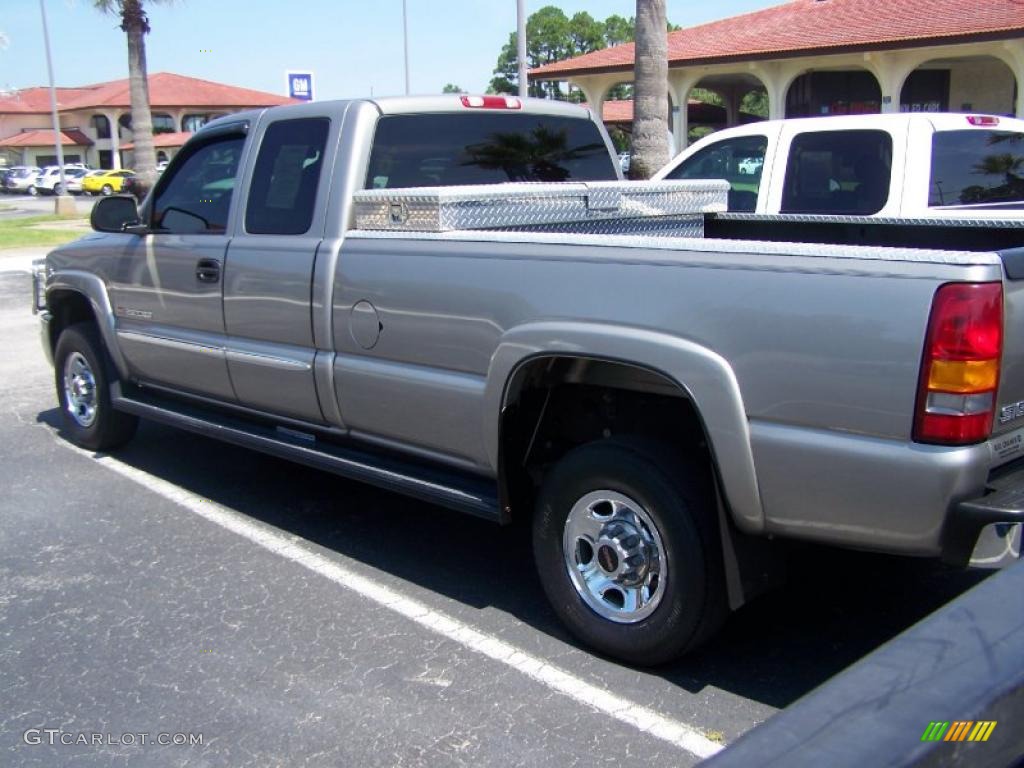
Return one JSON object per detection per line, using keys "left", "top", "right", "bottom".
{"left": 597, "top": 545, "right": 619, "bottom": 573}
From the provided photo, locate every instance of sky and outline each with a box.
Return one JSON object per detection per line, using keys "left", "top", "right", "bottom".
{"left": 1, "top": 0, "right": 778, "bottom": 100}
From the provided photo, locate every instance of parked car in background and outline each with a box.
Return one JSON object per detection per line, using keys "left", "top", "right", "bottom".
{"left": 118, "top": 173, "right": 145, "bottom": 200}
{"left": 73, "top": 169, "right": 107, "bottom": 195}
{"left": 654, "top": 113, "right": 1024, "bottom": 217}
{"left": 64, "top": 169, "right": 97, "bottom": 195}
{"left": 736, "top": 156, "right": 763, "bottom": 175}
{"left": 2, "top": 166, "right": 42, "bottom": 194}
{"left": 81, "top": 169, "right": 135, "bottom": 196}
{"left": 30, "top": 166, "right": 88, "bottom": 196}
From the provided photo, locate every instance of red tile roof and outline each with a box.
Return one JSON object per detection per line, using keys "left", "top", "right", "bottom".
{"left": 0, "top": 129, "right": 94, "bottom": 147}
{"left": 0, "top": 72, "right": 295, "bottom": 114}
{"left": 120, "top": 131, "right": 193, "bottom": 150}
{"left": 532, "top": 0, "right": 1024, "bottom": 78}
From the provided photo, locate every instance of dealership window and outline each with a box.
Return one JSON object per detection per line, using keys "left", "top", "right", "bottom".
{"left": 786, "top": 71, "right": 882, "bottom": 118}
{"left": 91, "top": 114, "right": 111, "bottom": 140}
{"left": 153, "top": 113, "right": 176, "bottom": 134}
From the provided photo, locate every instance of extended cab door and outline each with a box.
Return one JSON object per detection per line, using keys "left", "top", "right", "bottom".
{"left": 222, "top": 109, "right": 339, "bottom": 423}
{"left": 110, "top": 123, "right": 250, "bottom": 401}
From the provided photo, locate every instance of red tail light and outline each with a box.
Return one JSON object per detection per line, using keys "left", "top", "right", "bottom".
{"left": 966, "top": 115, "right": 1000, "bottom": 127}
{"left": 914, "top": 282, "right": 1003, "bottom": 445}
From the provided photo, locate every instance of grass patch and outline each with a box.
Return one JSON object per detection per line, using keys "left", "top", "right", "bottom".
{"left": 0, "top": 215, "right": 88, "bottom": 249}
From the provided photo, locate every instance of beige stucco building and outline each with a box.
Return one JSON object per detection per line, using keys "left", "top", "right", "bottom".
{"left": 0, "top": 72, "right": 292, "bottom": 168}
{"left": 532, "top": 0, "right": 1024, "bottom": 149}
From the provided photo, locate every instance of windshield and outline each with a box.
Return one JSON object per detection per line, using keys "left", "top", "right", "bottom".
{"left": 929, "top": 129, "right": 1024, "bottom": 208}
{"left": 366, "top": 112, "right": 616, "bottom": 188}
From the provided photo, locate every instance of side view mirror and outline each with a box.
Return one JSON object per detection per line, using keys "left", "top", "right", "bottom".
{"left": 91, "top": 195, "right": 145, "bottom": 234}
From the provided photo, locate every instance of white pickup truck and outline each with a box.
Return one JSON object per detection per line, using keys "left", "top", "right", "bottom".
{"left": 654, "top": 113, "right": 1024, "bottom": 218}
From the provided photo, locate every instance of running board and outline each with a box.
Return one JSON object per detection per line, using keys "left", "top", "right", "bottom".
{"left": 111, "top": 384, "right": 501, "bottom": 521}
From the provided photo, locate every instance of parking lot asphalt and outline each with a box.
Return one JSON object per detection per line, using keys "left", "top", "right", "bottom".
{"left": 0, "top": 194, "right": 97, "bottom": 219}
{"left": 0, "top": 249, "right": 992, "bottom": 766}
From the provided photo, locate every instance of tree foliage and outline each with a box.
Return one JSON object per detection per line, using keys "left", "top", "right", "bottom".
{"left": 442, "top": 83, "right": 465, "bottom": 94}
{"left": 488, "top": 7, "right": 679, "bottom": 100}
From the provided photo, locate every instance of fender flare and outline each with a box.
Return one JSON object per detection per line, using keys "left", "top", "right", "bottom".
{"left": 47, "top": 270, "right": 130, "bottom": 380}
{"left": 483, "top": 321, "right": 764, "bottom": 533}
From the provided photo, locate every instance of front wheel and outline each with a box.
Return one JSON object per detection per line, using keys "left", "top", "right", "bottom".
{"left": 53, "top": 183, "right": 64, "bottom": 195}
{"left": 54, "top": 323, "right": 138, "bottom": 451}
{"left": 101, "top": 184, "right": 113, "bottom": 196}
{"left": 27, "top": 185, "right": 38, "bottom": 197}
{"left": 533, "top": 438, "right": 726, "bottom": 665}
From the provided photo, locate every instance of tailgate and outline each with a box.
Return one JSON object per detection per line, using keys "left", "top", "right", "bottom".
{"left": 994, "top": 260, "right": 1024, "bottom": 446}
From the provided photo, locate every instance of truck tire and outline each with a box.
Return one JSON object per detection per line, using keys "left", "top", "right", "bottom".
{"left": 54, "top": 322, "right": 138, "bottom": 451}
{"left": 533, "top": 438, "right": 726, "bottom": 665}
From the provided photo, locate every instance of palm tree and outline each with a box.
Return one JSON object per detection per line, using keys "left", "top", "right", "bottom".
{"left": 629, "top": 0, "right": 668, "bottom": 179}
{"left": 93, "top": 0, "right": 168, "bottom": 195}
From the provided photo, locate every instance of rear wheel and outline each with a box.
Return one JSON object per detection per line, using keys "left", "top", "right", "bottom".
{"left": 101, "top": 184, "right": 113, "bottom": 196}
{"left": 27, "top": 185, "right": 38, "bottom": 197}
{"left": 54, "top": 183, "right": 64, "bottom": 195}
{"left": 533, "top": 438, "right": 726, "bottom": 665}
{"left": 54, "top": 323, "right": 138, "bottom": 451}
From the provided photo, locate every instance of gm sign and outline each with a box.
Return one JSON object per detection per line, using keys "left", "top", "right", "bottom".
{"left": 287, "top": 71, "right": 314, "bottom": 102}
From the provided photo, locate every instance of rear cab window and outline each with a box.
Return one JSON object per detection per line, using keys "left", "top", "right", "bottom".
{"left": 664, "top": 135, "right": 768, "bottom": 212}
{"left": 929, "top": 130, "right": 1024, "bottom": 209}
{"left": 781, "top": 129, "right": 892, "bottom": 215}
{"left": 365, "top": 112, "right": 617, "bottom": 188}
{"left": 245, "top": 117, "right": 330, "bottom": 235}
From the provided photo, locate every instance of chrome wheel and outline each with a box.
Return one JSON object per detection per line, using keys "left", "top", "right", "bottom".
{"left": 563, "top": 490, "right": 667, "bottom": 623}
{"left": 63, "top": 351, "right": 98, "bottom": 428}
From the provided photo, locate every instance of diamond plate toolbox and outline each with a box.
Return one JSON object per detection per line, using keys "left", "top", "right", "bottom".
{"left": 351, "top": 180, "right": 729, "bottom": 233}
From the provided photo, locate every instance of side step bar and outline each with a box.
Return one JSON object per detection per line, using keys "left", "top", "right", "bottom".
{"left": 111, "top": 384, "right": 501, "bottom": 521}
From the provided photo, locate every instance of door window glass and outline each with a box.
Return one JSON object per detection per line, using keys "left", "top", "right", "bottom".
{"left": 664, "top": 135, "right": 768, "bottom": 212}
{"left": 245, "top": 118, "right": 330, "bottom": 235}
{"left": 781, "top": 129, "right": 892, "bottom": 214}
{"left": 152, "top": 135, "right": 245, "bottom": 234}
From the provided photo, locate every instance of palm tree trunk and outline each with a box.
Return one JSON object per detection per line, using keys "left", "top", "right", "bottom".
{"left": 122, "top": 0, "right": 157, "bottom": 194}
{"left": 630, "top": 0, "right": 668, "bottom": 179}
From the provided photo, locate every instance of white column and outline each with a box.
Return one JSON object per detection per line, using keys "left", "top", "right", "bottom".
{"left": 108, "top": 111, "right": 121, "bottom": 169}
{"left": 750, "top": 62, "right": 805, "bottom": 121}
{"left": 570, "top": 74, "right": 625, "bottom": 125}
{"left": 667, "top": 71, "right": 700, "bottom": 151}
{"left": 863, "top": 51, "right": 921, "bottom": 114}
{"left": 999, "top": 40, "right": 1024, "bottom": 118}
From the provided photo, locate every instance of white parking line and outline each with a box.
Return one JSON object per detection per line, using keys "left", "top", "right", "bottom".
{"left": 71, "top": 447, "right": 724, "bottom": 760}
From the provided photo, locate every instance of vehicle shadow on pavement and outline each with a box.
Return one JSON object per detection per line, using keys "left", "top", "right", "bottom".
{"left": 37, "top": 409, "right": 992, "bottom": 710}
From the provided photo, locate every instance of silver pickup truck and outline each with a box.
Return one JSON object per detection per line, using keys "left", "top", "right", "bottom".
{"left": 33, "top": 96, "right": 1024, "bottom": 664}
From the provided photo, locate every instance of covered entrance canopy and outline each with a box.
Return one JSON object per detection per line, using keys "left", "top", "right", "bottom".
{"left": 531, "top": 0, "right": 1024, "bottom": 150}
